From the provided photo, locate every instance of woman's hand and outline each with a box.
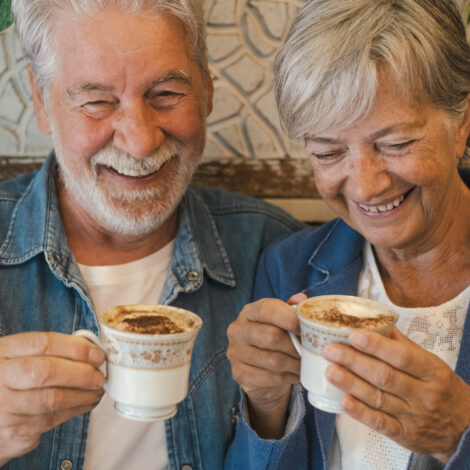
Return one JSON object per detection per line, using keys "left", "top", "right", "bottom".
{"left": 226, "top": 295, "right": 305, "bottom": 439}
{"left": 322, "top": 328, "right": 470, "bottom": 463}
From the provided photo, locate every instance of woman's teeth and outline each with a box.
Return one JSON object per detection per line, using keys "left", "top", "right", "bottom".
{"left": 359, "top": 194, "right": 405, "bottom": 213}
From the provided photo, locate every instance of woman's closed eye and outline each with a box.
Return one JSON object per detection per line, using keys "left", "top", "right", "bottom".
{"left": 379, "top": 140, "right": 417, "bottom": 152}
{"left": 310, "top": 150, "right": 345, "bottom": 160}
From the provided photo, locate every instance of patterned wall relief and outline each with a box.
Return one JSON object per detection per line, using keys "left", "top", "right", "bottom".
{"left": 0, "top": 0, "right": 468, "bottom": 166}
{"left": 0, "top": 0, "right": 306, "bottom": 162}
{"left": 204, "top": 0, "right": 305, "bottom": 160}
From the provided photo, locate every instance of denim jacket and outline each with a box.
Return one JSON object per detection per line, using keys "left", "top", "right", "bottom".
{"left": 0, "top": 153, "right": 304, "bottom": 470}
{"left": 225, "top": 168, "right": 470, "bottom": 470}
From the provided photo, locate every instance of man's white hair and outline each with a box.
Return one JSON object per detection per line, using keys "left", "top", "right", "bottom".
{"left": 12, "top": 0, "right": 207, "bottom": 97}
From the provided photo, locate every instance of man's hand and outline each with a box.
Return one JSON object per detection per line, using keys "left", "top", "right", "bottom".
{"left": 0, "top": 331, "right": 106, "bottom": 464}
{"left": 323, "top": 328, "right": 470, "bottom": 463}
{"left": 227, "top": 295, "right": 305, "bottom": 439}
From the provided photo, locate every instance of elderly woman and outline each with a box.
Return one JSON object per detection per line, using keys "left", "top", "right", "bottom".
{"left": 225, "top": 0, "right": 470, "bottom": 469}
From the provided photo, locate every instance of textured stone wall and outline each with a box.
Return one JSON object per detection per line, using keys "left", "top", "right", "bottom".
{"left": 0, "top": 0, "right": 306, "bottom": 162}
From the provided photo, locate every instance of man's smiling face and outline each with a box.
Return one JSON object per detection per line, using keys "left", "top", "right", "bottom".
{"left": 32, "top": 8, "right": 213, "bottom": 236}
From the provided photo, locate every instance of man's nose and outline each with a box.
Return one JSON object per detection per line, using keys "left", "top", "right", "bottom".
{"left": 112, "top": 102, "right": 164, "bottom": 158}
{"left": 347, "top": 150, "right": 391, "bottom": 201}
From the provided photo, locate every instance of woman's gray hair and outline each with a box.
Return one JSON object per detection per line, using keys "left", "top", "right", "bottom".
{"left": 274, "top": 0, "right": 470, "bottom": 141}
{"left": 12, "top": 0, "right": 207, "bottom": 96}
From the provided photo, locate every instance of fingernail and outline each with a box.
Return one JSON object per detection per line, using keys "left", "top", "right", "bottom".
{"left": 350, "top": 331, "right": 368, "bottom": 348}
{"left": 323, "top": 344, "right": 341, "bottom": 362}
{"left": 341, "top": 396, "right": 354, "bottom": 412}
{"left": 326, "top": 365, "right": 343, "bottom": 383}
{"left": 89, "top": 347, "right": 106, "bottom": 364}
{"left": 94, "top": 370, "right": 106, "bottom": 388}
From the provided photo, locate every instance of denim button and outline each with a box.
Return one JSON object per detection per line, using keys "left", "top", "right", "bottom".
{"left": 187, "top": 271, "right": 199, "bottom": 281}
{"left": 60, "top": 460, "right": 72, "bottom": 470}
{"left": 49, "top": 252, "right": 61, "bottom": 265}
{"left": 181, "top": 466, "right": 192, "bottom": 470}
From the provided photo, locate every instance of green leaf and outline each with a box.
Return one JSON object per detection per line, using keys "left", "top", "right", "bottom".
{"left": 0, "top": 0, "right": 12, "bottom": 32}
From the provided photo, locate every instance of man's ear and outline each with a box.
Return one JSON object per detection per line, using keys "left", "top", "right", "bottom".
{"left": 27, "top": 65, "right": 52, "bottom": 135}
{"left": 203, "top": 54, "right": 213, "bottom": 116}
{"left": 455, "top": 92, "right": 470, "bottom": 160}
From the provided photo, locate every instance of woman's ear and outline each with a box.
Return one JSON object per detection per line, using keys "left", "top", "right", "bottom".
{"left": 28, "top": 65, "right": 52, "bottom": 135}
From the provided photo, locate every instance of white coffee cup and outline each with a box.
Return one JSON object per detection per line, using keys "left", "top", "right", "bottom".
{"left": 289, "top": 295, "right": 397, "bottom": 414}
{"left": 74, "top": 304, "right": 202, "bottom": 421}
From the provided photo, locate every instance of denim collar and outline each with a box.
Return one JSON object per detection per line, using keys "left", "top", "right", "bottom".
{"left": 303, "top": 218, "right": 364, "bottom": 298}
{"left": 0, "top": 152, "right": 236, "bottom": 299}
{"left": 0, "top": 154, "right": 71, "bottom": 269}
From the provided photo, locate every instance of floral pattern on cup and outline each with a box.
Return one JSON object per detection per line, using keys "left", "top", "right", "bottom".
{"left": 102, "top": 328, "right": 198, "bottom": 369}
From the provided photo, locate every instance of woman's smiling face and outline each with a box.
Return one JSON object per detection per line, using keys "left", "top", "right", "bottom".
{"left": 305, "top": 70, "right": 470, "bottom": 253}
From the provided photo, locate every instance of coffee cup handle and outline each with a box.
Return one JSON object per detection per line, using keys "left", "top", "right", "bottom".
{"left": 288, "top": 305, "right": 303, "bottom": 356}
{"left": 73, "top": 329, "right": 107, "bottom": 354}
{"left": 288, "top": 331, "right": 302, "bottom": 357}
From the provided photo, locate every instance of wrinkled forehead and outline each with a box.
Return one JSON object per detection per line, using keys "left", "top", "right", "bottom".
{"left": 46, "top": 8, "right": 199, "bottom": 92}
{"left": 52, "top": 8, "right": 191, "bottom": 60}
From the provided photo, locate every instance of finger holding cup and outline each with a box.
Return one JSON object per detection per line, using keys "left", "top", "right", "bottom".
{"left": 289, "top": 295, "right": 397, "bottom": 414}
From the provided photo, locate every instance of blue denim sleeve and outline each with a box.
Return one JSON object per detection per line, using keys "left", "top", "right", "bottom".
{"left": 252, "top": 245, "right": 279, "bottom": 300}
{"left": 224, "top": 385, "right": 309, "bottom": 470}
{"left": 446, "top": 425, "right": 470, "bottom": 469}
{"left": 224, "top": 235, "right": 313, "bottom": 470}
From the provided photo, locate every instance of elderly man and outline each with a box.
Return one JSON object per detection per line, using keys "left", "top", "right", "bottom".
{"left": 0, "top": 1, "right": 303, "bottom": 469}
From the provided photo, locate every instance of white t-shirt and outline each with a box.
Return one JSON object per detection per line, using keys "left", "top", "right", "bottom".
{"left": 79, "top": 240, "right": 174, "bottom": 470}
{"left": 329, "top": 241, "right": 470, "bottom": 470}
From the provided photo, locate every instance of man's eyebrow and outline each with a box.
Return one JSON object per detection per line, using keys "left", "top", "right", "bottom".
{"left": 66, "top": 83, "right": 113, "bottom": 99}
{"left": 148, "top": 69, "right": 192, "bottom": 88}
{"left": 66, "top": 70, "right": 193, "bottom": 99}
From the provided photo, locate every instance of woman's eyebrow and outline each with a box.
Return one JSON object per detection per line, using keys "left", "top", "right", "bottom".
{"left": 369, "top": 122, "right": 425, "bottom": 139}
{"left": 305, "top": 136, "right": 343, "bottom": 144}
{"left": 305, "top": 121, "right": 426, "bottom": 144}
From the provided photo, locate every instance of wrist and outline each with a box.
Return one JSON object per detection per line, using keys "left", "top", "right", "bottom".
{"left": 246, "top": 390, "right": 291, "bottom": 439}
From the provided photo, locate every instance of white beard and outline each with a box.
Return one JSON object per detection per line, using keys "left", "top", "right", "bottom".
{"left": 54, "top": 139, "right": 201, "bottom": 236}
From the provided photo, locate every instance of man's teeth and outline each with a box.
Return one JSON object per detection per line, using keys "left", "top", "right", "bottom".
{"left": 112, "top": 163, "right": 165, "bottom": 177}
{"left": 359, "top": 194, "right": 405, "bottom": 213}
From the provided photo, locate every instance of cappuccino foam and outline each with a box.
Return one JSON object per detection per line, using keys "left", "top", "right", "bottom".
{"left": 300, "top": 304, "right": 395, "bottom": 329}
{"left": 102, "top": 305, "right": 195, "bottom": 335}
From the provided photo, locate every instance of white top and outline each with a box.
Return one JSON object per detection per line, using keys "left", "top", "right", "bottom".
{"left": 80, "top": 240, "right": 174, "bottom": 470}
{"left": 329, "top": 241, "right": 470, "bottom": 470}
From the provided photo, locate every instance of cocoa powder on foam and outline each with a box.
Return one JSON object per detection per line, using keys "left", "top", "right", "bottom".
{"left": 300, "top": 306, "right": 395, "bottom": 329}
{"left": 103, "top": 309, "right": 194, "bottom": 335}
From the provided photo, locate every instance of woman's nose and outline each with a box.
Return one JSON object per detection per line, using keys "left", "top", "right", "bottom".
{"left": 347, "top": 150, "right": 391, "bottom": 201}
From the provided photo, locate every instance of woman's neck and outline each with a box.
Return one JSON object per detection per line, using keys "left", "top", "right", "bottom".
{"left": 374, "top": 185, "right": 470, "bottom": 308}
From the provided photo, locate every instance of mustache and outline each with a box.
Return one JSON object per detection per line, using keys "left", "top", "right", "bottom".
{"left": 90, "top": 139, "right": 184, "bottom": 177}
